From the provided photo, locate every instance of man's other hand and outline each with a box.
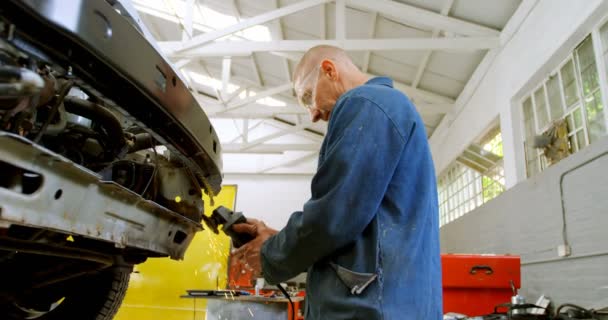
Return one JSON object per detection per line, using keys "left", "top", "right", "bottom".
{"left": 230, "top": 218, "right": 278, "bottom": 278}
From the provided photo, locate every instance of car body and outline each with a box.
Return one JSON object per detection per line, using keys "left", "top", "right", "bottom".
{"left": 0, "top": 1, "right": 222, "bottom": 318}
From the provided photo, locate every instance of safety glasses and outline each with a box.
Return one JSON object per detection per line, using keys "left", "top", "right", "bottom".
{"left": 294, "top": 65, "right": 321, "bottom": 110}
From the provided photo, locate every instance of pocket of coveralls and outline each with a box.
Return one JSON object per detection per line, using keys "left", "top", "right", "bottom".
{"left": 329, "top": 262, "right": 377, "bottom": 295}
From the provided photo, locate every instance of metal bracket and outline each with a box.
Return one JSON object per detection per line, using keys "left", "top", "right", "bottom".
{"left": 0, "top": 132, "right": 201, "bottom": 260}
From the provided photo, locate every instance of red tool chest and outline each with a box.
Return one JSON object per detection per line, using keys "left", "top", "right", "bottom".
{"left": 442, "top": 254, "right": 521, "bottom": 316}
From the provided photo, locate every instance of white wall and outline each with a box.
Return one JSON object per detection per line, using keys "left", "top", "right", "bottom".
{"left": 429, "top": 0, "right": 608, "bottom": 188}
{"left": 223, "top": 174, "right": 313, "bottom": 230}
{"left": 440, "top": 131, "right": 608, "bottom": 308}
{"left": 432, "top": 0, "right": 608, "bottom": 308}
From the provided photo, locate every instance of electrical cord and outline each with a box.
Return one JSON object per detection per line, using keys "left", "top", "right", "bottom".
{"left": 140, "top": 139, "right": 158, "bottom": 197}
{"left": 558, "top": 151, "right": 608, "bottom": 251}
{"left": 276, "top": 283, "right": 295, "bottom": 320}
{"left": 554, "top": 303, "right": 594, "bottom": 319}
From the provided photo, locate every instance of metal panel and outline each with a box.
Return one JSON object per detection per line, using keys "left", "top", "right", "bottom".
{"left": 0, "top": 132, "right": 200, "bottom": 259}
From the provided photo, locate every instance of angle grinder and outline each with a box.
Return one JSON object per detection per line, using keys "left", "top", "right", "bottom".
{"left": 202, "top": 206, "right": 296, "bottom": 319}
{"left": 202, "top": 205, "right": 253, "bottom": 248}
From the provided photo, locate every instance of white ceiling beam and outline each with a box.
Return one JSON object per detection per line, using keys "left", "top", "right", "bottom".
{"left": 202, "top": 100, "right": 450, "bottom": 119}
{"left": 224, "top": 170, "right": 317, "bottom": 175}
{"left": 412, "top": 0, "right": 454, "bottom": 88}
{"left": 242, "top": 119, "right": 249, "bottom": 143}
{"left": 228, "top": 0, "right": 263, "bottom": 89}
{"left": 238, "top": 123, "right": 311, "bottom": 151}
{"left": 169, "top": 0, "right": 332, "bottom": 54}
{"left": 134, "top": 1, "right": 232, "bottom": 40}
{"left": 279, "top": 44, "right": 293, "bottom": 84}
{"left": 173, "top": 58, "right": 192, "bottom": 69}
{"left": 201, "top": 100, "right": 452, "bottom": 118}
{"left": 190, "top": 67, "right": 452, "bottom": 118}
{"left": 346, "top": 0, "right": 499, "bottom": 37}
{"left": 213, "top": 83, "right": 293, "bottom": 114}
{"left": 320, "top": 3, "right": 327, "bottom": 39}
{"left": 192, "top": 87, "right": 322, "bottom": 142}
{"left": 248, "top": 118, "right": 266, "bottom": 133}
{"left": 249, "top": 55, "right": 264, "bottom": 87}
{"left": 412, "top": 53, "right": 432, "bottom": 89}
{"left": 225, "top": 120, "right": 250, "bottom": 145}
{"left": 230, "top": 0, "right": 242, "bottom": 21}
{"left": 182, "top": 0, "right": 195, "bottom": 40}
{"left": 136, "top": 1, "right": 275, "bottom": 97}
{"left": 192, "top": 65, "right": 276, "bottom": 100}
{"left": 265, "top": 120, "right": 323, "bottom": 142}
{"left": 132, "top": 0, "right": 175, "bottom": 24}
{"left": 203, "top": 106, "right": 304, "bottom": 119}
{"left": 259, "top": 152, "right": 318, "bottom": 173}
{"left": 223, "top": 143, "right": 320, "bottom": 153}
{"left": 140, "top": 0, "right": 291, "bottom": 94}
{"left": 221, "top": 56, "right": 232, "bottom": 95}
{"left": 195, "top": 51, "right": 454, "bottom": 110}
{"left": 270, "top": 0, "right": 292, "bottom": 84}
{"left": 162, "top": 37, "right": 499, "bottom": 57}
{"left": 204, "top": 106, "right": 308, "bottom": 119}
{"left": 139, "top": 0, "right": 451, "bottom": 107}
{"left": 335, "top": 0, "right": 346, "bottom": 40}
{"left": 224, "top": 86, "right": 249, "bottom": 104}
{"left": 190, "top": 80, "right": 233, "bottom": 103}
{"left": 226, "top": 119, "right": 267, "bottom": 144}
{"left": 361, "top": 12, "right": 377, "bottom": 73}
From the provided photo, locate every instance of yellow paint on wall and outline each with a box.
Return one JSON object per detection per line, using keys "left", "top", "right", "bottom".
{"left": 115, "top": 185, "right": 237, "bottom": 320}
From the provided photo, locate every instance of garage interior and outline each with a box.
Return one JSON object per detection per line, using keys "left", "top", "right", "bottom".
{"left": 1, "top": 0, "right": 608, "bottom": 319}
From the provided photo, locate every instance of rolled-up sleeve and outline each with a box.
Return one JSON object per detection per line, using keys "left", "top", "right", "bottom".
{"left": 260, "top": 96, "right": 411, "bottom": 284}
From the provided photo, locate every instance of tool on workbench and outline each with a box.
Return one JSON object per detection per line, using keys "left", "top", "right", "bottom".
{"left": 510, "top": 280, "right": 526, "bottom": 316}
{"left": 203, "top": 206, "right": 296, "bottom": 320}
{"left": 202, "top": 206, "right": 254, "bottom": 248}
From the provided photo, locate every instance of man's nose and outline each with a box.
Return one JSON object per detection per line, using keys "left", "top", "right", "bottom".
{"left": 308, "top": 108, "right": 321, "bottom": 123}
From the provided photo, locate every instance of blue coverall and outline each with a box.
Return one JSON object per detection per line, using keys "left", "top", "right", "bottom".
{"left": 261, "top": 77, "right": 442, "bottom": 319}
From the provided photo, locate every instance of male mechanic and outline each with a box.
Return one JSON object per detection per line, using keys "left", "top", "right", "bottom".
{"left": 232, "top": 45, "right": 442, "bottom": 319}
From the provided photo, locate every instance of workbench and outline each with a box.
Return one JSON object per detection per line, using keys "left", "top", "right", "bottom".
{"left": 180, "top": 293, "right": 305, "bottom": 320}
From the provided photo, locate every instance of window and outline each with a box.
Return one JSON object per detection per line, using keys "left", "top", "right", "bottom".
{"left": 438, "top": 129, "right": 504, "bottom": 227}
{"left": 522, "top": 31, "right": 608, "bottom": 177}
{"left": 578, "top": 36, "right": 605, "bottom": 144}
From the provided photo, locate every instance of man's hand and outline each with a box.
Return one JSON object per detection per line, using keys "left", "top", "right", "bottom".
{"left": 230, "top": 218, "right": 278, "bottom": 278}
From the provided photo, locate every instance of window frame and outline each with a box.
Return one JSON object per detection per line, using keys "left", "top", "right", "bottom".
{"left": 438, "top": 131, "right": 504, "bottom": 227}
{"left": 519, "top": 29, "right": 608, "bottom": 177}
{"left": 592, "top": 26, "right": 608, "bottom": 138}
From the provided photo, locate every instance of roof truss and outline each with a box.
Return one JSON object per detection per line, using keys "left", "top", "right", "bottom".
{"left": 131, "top": 0, "right": 512, "bottom": 173}
{"left": 160, "top": 37, "right": 499, "bottom": 57}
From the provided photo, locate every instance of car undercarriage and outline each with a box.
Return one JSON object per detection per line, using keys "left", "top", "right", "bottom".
{"left": 0, "top": 1, "right": 222, "bottom": 318}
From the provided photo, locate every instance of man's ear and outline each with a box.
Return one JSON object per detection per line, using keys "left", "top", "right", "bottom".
{"left": 321, "top": 59, "right": 338, "bottom": 81}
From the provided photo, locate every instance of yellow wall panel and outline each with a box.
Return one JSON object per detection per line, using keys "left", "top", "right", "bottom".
{"left": 115, "top": 185, "right": 237, "bottom": 320}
